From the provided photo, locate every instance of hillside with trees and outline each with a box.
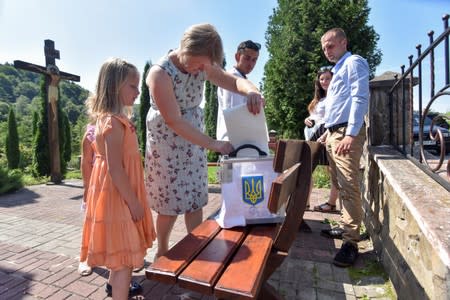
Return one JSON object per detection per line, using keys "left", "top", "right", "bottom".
{"left": 0, "top": 62, "right": 90, "bottom": 182}
{"left": 0, "top": 61, "right": 153, "bottom": 192}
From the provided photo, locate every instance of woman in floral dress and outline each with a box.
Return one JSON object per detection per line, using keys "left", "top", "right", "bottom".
{"left": 145, "top": 23, "right": 264, "bottom": 259}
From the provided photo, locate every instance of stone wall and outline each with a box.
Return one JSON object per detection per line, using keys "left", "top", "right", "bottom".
{"left": 363, "top": 73, "right": 450, "bottom": 299}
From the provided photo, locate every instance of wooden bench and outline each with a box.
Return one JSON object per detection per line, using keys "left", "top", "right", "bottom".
{"left": 146, "top": 140, "right": 313, "bottom": 299}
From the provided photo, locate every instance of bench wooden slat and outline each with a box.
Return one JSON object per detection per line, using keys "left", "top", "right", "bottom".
{"left": 306, "top": 141, "right": 324, "bottom": 172}
{"left": 273, "top": 140, "right": 303, "bottom": 173}
{"left": 273, "top": 142, "right": 311, "bottom": 252}
{"left": 267, "top": 162, "right": 301, "bottom": 214}
{"left": 214, "top": 225, "right": 277, "bottom": 300}
{"left": 178, "top": 227, "right": 247, "bottom": 294}
{"left": 146, "top": 140, "right": 314, "bottom": 299}
{"left": 146, "top": 219, "right": 220, "bottom": 284}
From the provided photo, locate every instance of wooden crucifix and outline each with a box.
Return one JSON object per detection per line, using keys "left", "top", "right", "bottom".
{"left": 14, "top": 40, "right": 80, "bottom": 184}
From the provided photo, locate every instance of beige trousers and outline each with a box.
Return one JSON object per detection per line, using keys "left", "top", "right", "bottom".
{"left": 326, "top": 126, "right": 366, "bottom": 245}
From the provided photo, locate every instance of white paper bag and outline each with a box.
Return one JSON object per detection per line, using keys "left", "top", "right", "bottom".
{"left": 223, "top": 104, "right": 269, "bottom": 156}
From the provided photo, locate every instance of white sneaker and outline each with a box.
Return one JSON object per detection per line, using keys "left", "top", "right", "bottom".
{"left": 78, "top": 261, "right": 92, "bottom": 276}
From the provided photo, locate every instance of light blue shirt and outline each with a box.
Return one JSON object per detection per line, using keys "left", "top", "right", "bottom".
{"left": 324, "top": 51, "right": 369, "bottom": 136}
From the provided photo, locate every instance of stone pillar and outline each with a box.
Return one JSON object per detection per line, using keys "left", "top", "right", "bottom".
{"left": 369, "top": 71, "right": 416, "bottom": 147}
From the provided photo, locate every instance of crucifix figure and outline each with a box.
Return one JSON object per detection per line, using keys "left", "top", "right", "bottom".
{"left": 14, "top": 40, "right": 80, "bottom": 184}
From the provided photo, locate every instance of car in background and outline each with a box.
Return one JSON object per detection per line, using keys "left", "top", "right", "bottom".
{"left": 413, "top": 112, "right": 450, "bottom": 154}
{"left": 428, "top": 111, "right": 450, "bottom": 129}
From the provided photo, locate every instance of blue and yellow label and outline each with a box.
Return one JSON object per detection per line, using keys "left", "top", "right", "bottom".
{"left": 242, "top": 175, "right": 264, "bottom": 206}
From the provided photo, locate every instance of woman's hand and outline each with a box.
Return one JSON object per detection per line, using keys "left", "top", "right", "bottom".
{"left": 211, "top": 140, "right": 234, "bottom": 155}
{"left": 316, "top": 131, "right": 328, "bottom": 144}
{"left": 304, "top": 117, "right": 315, "bottom": 128}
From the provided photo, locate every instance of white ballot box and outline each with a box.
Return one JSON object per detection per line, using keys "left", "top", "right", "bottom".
{"left": 215, "top": 146, "right": 285, "bottom": 229}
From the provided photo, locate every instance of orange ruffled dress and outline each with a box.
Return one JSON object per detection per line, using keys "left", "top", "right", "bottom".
{"left": 80, "top": 114, "right": 156, "bottom": 271}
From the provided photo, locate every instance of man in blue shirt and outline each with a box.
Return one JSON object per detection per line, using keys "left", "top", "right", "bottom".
{"left": 319, "top": 28, "right": 369, "bottom": 267}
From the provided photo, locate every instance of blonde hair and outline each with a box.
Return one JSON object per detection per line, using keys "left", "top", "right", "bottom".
{"left": 87, "top": 58, "right": 138, "bottom": 117}
{"left": 179, "top": 23, "right": 224, "bottom": 66}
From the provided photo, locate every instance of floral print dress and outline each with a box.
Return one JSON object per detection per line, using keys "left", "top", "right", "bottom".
{"left": 145, "top": 53, "right": 208, "bottom": 215}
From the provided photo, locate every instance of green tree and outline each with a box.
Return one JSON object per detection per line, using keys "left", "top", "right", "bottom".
{"left": 5, "top": 106, "right": 20, "bottom": 169}
{"left": 263, "top": 0, "right": 381, "bottom": 138}
{"left": 204, "top": 81, "right": 219, "bottom": 162}
{"left": 204, "top": 58, "right": 226, "bottom": 162}
{"left": 0, "top": 74, "right": 14, "bottom": 102}
{"left": 62, "top": 111, "right": 71, "bottom": 164}
{"left": 0, "top": 101, "right": 9, "bottom": 121}
{"left": 14, "top": 95, "right": 31, "bottom": 116}
{"left": 32, "top": 76, "right": 50, "bottom": 177}
{"left": 138, "top": 61, "right": 151, "bottom": 154}
{"left": 13, "top": 81, "right": 39, "bottom": 100}
{"left": 32, "top": 110, "right": 38, "bottom": 137}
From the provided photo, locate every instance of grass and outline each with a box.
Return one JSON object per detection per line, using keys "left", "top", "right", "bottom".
{"left": 21, "top": 174, "right": 48, "bottom": 186}
{"left": 6, "top": 161, "right": 331, "bottom": 191}
{"left": 208, "top": 165, "right": 332, "bottom": 187}
{"left": 348, "top": 259, "right": 397, "bottom": 299}
{"left": 208, "top": 166, "right": 219, "bottom": 184}
{"left": 312, "top": 165, "right": 331, "bottom": 188}
{"left": 65, "top": 169, "right": 82, "bottom": 179}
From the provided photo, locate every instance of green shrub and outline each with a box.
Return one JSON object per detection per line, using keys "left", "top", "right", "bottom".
{"left": 312, "top": 165, "right": 331, "bottom": 188}
{"left": 208, "top": 166, "right": 219, "bottom": 184}
{"left": 0, "top": 167, "right": 23, "bottom": 194}
{"left": 5, "top": 107, "right": 20, "bottom": 169}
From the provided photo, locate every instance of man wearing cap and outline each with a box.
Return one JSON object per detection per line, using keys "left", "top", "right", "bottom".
{"left": 216, "top": 40, "right": 262, "bottom": 141}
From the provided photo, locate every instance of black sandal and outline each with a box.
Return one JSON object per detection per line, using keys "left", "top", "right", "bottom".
{"left": 314, "top": 202, "right": 337, "bottom": 212}
{"left": 105, "top": 281, "right": 142, "bottom": 297}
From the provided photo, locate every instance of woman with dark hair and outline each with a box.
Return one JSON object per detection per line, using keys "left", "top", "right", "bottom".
{"left": 304, "top": 68, "right": 339, "bottom": 212}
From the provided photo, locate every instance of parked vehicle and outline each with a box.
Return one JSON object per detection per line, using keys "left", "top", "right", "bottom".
{"left": 413, "top": 112, "right": 450, "bottom": 154}
{"left": 428, "top": 112, "right": 450, "bottom": 129}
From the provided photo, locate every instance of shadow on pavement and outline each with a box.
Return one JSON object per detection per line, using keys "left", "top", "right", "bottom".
{"left": 0, "top": 188, "right": 39, "bottom": 207}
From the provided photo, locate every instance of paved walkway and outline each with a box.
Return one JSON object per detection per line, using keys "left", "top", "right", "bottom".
{"left": 0, "top": 180, "right": 393, "bottom": 299}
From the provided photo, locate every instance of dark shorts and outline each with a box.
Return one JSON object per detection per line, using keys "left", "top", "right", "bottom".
{"left": 309, "top": 124, "right": 329, "bottom": 165}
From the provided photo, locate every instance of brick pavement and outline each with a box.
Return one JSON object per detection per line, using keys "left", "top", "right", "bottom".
{"left": 0, "top": 180, "right": 392, "bottom": 299}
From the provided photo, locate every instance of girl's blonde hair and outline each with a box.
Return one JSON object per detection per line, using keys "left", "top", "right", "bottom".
{"left": 87, "top": 58, "right": 138, "bottom": 118}
{"left": 179, "top": 23, "right": 224, "bottom": 66}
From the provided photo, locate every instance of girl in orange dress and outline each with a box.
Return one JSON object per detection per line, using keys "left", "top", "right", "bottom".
{"left": 80, "top": 58, "right": 156, "bottom": 299}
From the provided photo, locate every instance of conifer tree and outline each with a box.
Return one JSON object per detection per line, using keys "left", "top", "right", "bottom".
{"left": 139, "top": 61, "right": 151, "bottom": 155}
{"left": 204, "top": 58, "right": 226, "bottom": 162}
{"left": 32, "top": 110, "right": 38, "bottom": 137}
{"left": 5, "top": 106, "right": 20, "bottom": 169}
{"left": 32, "top": 75, "right": 50, "bottom": 176}
{"left": 62, "top": 111, "right": 71, "bottom": 165}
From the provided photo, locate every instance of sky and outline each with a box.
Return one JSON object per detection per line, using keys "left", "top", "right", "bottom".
{"left": 0, "top": 0, "right": 449, "bottom": 112}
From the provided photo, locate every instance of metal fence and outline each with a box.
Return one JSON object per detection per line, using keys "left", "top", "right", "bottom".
{"left": 388, "top": 14, "right": 450, "bottom": 192}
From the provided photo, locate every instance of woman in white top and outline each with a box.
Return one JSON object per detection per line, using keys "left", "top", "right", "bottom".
{"left": 304, "top": 68, "right": 339, "bottom": 212}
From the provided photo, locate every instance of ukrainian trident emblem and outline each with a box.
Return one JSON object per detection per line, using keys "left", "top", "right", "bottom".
{"left": 242, "top": 175, "right": 264, "bottom": 206}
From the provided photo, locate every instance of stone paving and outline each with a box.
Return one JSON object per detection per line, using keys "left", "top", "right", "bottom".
{"left": 0, "top": 180, "right": 394, "bottom": 299}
